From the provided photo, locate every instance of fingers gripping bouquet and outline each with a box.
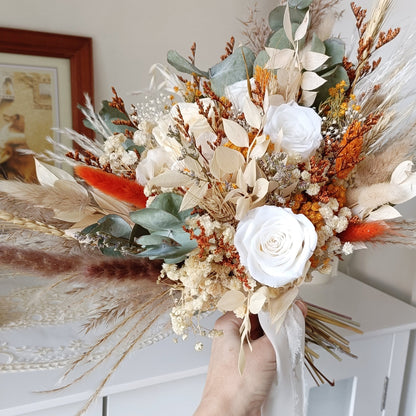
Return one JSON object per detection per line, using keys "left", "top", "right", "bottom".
{"left": 1, "top": 0, "right": 416, "bottom": 414}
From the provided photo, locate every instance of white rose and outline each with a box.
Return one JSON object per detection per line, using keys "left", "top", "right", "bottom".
{"left": 224, "top": 78, "right": 255, "bottom": 113}
{"left": 171, "top": 100, "right": 217, "bottom": 160}
{"left": 152, "top": 114, "right": 182, "bottom": 158}
{"left": 234, "top": 206, "right": 317, "bottom": 287}
{"left": 135, "top": 147, "right": 177, "bottom": 185}
{"left": 263, "top": 102, "right": 322, "bottom": 160}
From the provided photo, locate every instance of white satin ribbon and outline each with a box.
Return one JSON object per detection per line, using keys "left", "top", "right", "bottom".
{"left": 259, "top": 304, "right": 306, "bottom": 416}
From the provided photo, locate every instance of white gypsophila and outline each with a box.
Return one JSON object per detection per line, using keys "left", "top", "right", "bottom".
{"left": 328, "top": 197, "right": 339, "bottom": 211}
{"left": 335, "top": 216, "right": 349, "bottom": 233}
{"left": 317, "top": 225, "right": 333, "bottom": 247}
{"left": 326, "top": 236, "right": 341, "bottom": 253}
{"left": 319, "top": 204, "right": 334, "bottom": 220}
{"left": 339, "top": 207, "right": 352, "bottom": 219}
{"left": 121, "top": 150, "right": 138, "bottom": 166}
{"left": 133, "top": 120, "right": 155, "bottom": 146}
{"left": 234, "top": 206, "right": 317, "bottom": 287}
{"left": 342, "top": 242, "right": 354, "bottom": 255}
{"left": 99, "top": 133, "right": 138, "bottom": 173}
{"left": 306, "top": 183, "right": 320, "bottom": 196}
{"left": 301, "top": 171, "right": 311, "bottom": 181}
{"left": 263, "top": 102, "right": 322, "bottom": 160}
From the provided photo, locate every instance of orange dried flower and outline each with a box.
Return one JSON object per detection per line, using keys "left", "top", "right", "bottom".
{"left": 335, "top": 120, "right": 364, "bottom": 179}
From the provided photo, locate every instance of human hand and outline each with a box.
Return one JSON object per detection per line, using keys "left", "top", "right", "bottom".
{"left": 194, "top": 301, "right": 307, "bottom": 416}
{"left": 193, "top": 312, "right": 276, "bottom": 416}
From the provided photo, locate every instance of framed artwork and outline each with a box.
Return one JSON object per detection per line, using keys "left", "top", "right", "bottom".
{"left": 0, "top": 28, "right": 93, "bottom": 181}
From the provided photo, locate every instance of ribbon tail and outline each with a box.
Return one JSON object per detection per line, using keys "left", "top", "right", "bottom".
{"left": 259, "top": 304, "right": 306, "bottom": 416}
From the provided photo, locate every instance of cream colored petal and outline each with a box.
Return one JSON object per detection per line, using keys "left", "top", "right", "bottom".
{"left": 367, "top": 205, "right": 401, "bottom": 221}
{"left": 283, "top": 5, "right": 294, "bottom": 46}
{"left": 299, "top": 90, "right": 318, "bottom": 107}
{"left": 217, "top": 290, "right": 246, "bottom": 312}
{"left": 210, "top": 146, "right": 245, "bottom": 179}
{"left": 35, "top": 159, "right": 75, "bottom": 186}
{"left": 223, "top": 118, "right": 249, "bottom": 148}
{"left": 301, "top": 71, "right": 327, "bottom": 91}
{"left": 148, "top": 171, "right": 194, "bottom": 188}
{"left": 269, "top": 286, "right": 298, "bottom": 326}
{"left": 301, "top": 51, "right": 329, "bottom": 71}
{"left": 295, "top": 10, "right": 310, "bottom": 41}
{"left": 249, "top": 286, "right": 269, "bottom": 314}
{"left": 243, "top": 159, "right": 258, "bottom": 188}
{"left": 180, "top": 182, "right": 209, "bottom": 211}
{"left": 248, "top": 135, "right": 269, "bottom": 160}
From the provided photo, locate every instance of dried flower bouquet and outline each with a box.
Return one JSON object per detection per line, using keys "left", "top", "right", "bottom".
{"left": 1, "top": 0, "right": 416, "bottom": 414}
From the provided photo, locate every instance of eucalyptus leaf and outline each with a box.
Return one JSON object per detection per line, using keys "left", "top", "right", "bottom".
{"left": 155, "top": 226, "right": 196, "bottom": 247}
{"left": 130, "top": 208, "right": 182, "bottom": 231}
{"left": 122, "top": 138, "right": 144, "bottom": 154}
{"left": 310, "top": 33, "right": 326, "bottom": 54}
{"left": 137, "top": 234, "right": 179, "bottom": 247}
{"left": 314, "top": 65, "right": 350, "bottom": 105}
{"left": 209, "top": 47, "right": 255, "bottom": 97}
{"left": 130, "top": 223, "right": 149, "bottom": 245}
{"left": 81, "top": 100, "right": 135, "bottom": 135}
{"left": 288, "top": 0, "right": 313, "bottom": 9}
{"left": 137, "top": 244, "right": 181, "bottom": 259}
{"left": 268, "top": 6, "right": 306, "bottom": 32}
{"left": 93, "top": 215, "right": 132, "bottom": 238}
{"left": 253, "top": 50, "right": 270, "bottom": 69}
{"left": 167, "top": 50, "right": 209, "bottom": 78}
{"left": 324, "top": 38, "right": 346, "bottom": 68}
{"left": 148, "top": 192, "right": 183, "bottom": 216}
{"left": 267, "top": 28, "right": 293, "bottom": 50}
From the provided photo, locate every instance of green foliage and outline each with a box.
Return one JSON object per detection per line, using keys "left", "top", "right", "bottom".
{"left": 315, "top": 66, "right": 350, "bottom": 106}
{"left": 310, "top": 33, "right": 326, "bottom": 54}
{"left": 81, "top": 214, "right": 132, "bottom": 257}
{"left": 267, "top": 28, "right": 293, "bottom": 50}
{"left": 167, "top": 50, "right": 209, "bottom": 78}
{"left": 253, "top": 50, "right": 270, "bottom": 69}
{"left": 288, "top": 0, "right": 313, "bottom": 9}
{"left": 323, "top": 38, "right": 345, "bottom": 68}
{"left": 209, "top": 46, "right": 256, "bottom": 97}
{"left": 130, "top": 193, "right": 197, "bottom": 263}
{"left": 80, "top": 100, "right": 136, "bottom": 136}
{"left": 122, "top": 138, "right": 144, "bottom": 155}
{"left": 268, "top": 6, "right": 306, "bottom": 32}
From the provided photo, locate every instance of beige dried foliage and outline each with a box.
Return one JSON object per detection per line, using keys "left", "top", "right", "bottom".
{"left": 240, "top": 5, "right": 272, "bottom": 55}
{"left": 308, "top": 0, "right": 343, "bottom": 36}
{"left": 354, "top": 139, "right": 414, "bottom": 187}
{"left": 200, "top": 187, "right": 236, "bottom": 223}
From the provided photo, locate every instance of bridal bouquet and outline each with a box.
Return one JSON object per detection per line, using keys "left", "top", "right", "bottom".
{"left": 1, "top": 0, "right": 416, "bottom": 414}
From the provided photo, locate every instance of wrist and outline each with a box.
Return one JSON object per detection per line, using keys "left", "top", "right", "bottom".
{"left": 194, "top": 394, "right": 262, "bottom": 416}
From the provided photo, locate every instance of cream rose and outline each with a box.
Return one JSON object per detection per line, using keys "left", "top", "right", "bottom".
{"left": 234, "top": 206, "right": 317, "bottom": 287}
{"left": 263, "top": 102, "right": 322, "bottom": 160}
{"left": 224, "top": 78, "right": 255, "bottom": 113}
{"left": 135, "top": 147, "right": 177, "bottom": 186}
{"left": 171, "top": 100, "right": 217, "bottom": 160}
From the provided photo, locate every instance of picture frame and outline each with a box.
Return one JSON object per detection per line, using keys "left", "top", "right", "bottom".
{"left": 0, "top": 28, "right": 93, "bottom": 181}
{"left": 0, "top": 27, "right": 93, "bottom": 136}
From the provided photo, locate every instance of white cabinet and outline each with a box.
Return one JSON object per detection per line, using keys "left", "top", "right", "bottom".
{"left": 1, "top": 273, "right": 416, "bottom": 416}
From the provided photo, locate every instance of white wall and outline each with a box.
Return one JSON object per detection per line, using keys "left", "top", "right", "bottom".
{"left": 1, "top": 0, "right": 416, "bottom": 414}
{"left": 0, "top": 0, "right": 274, "bottom": 106}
